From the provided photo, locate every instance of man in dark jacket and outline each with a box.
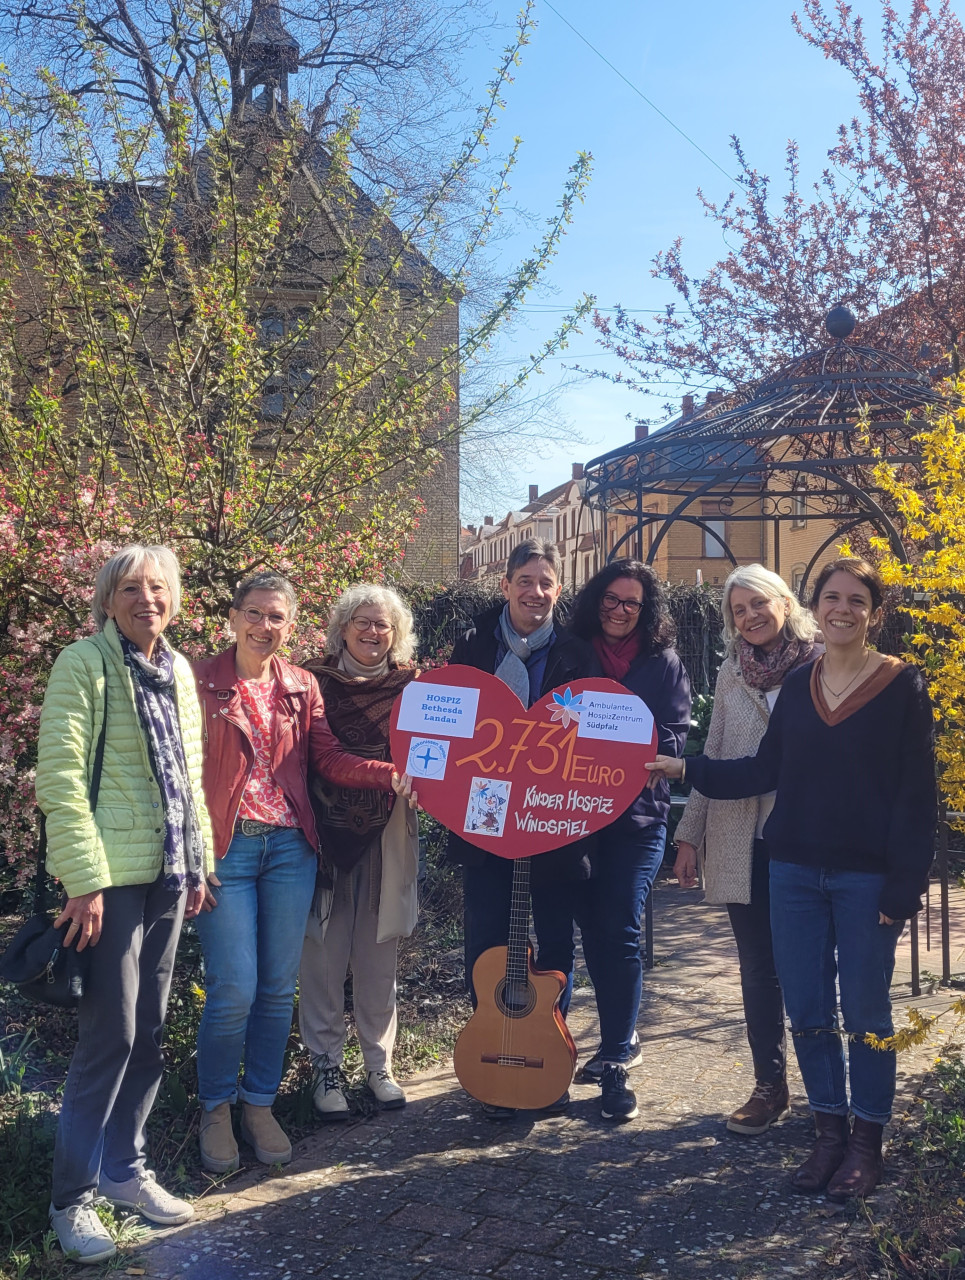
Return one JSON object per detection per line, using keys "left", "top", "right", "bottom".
{"left": 447, "top": 539, "right": 599, "bottom": 1114}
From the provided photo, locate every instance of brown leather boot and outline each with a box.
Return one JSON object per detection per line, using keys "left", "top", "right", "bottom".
{"left": 727, "top": 1079, "right": 791, "bottom": 1135}
{"left": 826, "top": 1117, "right": 884, "bottom": 1200}
{"left": 790, "top": 1111, "right": 850, "bottom": 1192}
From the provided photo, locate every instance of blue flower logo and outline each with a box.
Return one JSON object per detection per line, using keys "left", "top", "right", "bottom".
{"left": 550, "top": 687, "right": 583, "bottom": 727}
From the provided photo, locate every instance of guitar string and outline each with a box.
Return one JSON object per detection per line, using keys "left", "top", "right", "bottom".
{"left": 504, "top": 859, "right": 520, "bottom": 1063}
{"left": 505, "top": 856, "right": 532, "bottom": 1067}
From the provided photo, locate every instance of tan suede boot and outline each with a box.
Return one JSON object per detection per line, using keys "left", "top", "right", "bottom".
{"left": 240, "top": 1104, "right": 292, "bottom": 1165}
{"left": 199, "top": 1102, "right": 240, "bottom": 1174}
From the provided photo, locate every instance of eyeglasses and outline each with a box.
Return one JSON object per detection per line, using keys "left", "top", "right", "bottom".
{"left": 350, "top": 616, "right": 394, "bottom": 634}
{"left": 600, "top": 592, "right": 643, "bottom": 616}
{"left": 239, "top": 606, "right": 291, "bottom": 628}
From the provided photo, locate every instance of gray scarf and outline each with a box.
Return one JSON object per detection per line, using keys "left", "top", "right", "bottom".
{"left": 495, "top": 605, "right": 555, "bottom": 705}
{"left": 338, "top": 648, "right": 390, "bottom": 680}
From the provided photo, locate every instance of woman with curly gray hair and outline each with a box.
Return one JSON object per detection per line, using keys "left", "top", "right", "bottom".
{"left": 298, "top": 583, "right": 420, "bottom": 1118}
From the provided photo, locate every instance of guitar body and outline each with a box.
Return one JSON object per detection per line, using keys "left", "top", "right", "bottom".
{"left": 454, "top": 943, "right": 578, "bottom": 1110}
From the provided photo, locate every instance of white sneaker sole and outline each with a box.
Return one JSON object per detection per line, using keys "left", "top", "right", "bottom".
{"left": 101, "top": 1194, "right": 194, "bottom": 1226}
{"left": 601, "top": 1102, "right": 639, "bottom": 1121}
{"left": 315, "top": 1106, "right": 352, "bottom": 1121}
{"left": 726, "top": 1105, "right": 791, "bottom": 1135}
{"left": 61, "top": 1242, "right": 117, "bottom": 1264}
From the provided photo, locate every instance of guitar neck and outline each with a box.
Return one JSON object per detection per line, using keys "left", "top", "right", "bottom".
{"left": 506, "top": 856, "right": 533, "bottom": 987}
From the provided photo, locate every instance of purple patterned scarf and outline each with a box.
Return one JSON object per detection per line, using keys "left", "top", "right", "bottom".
{"left": 737, "top": 633, "right": 816, "bottom": 693}
{"left": 118, "top": 627, "right": 205, "bottom": 892}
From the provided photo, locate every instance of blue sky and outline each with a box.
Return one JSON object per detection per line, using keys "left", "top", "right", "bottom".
{"left": 458, "top": 0, "right": 954, "bottom": 519}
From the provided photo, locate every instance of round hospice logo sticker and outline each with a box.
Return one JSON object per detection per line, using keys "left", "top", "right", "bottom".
{"left": 405, "top": 737, "right": 450, "bottom": 780}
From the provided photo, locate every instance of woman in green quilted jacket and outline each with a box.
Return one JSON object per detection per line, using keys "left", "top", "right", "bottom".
{"left": 35, "top": 544, "right": 214, "bottom": 1265}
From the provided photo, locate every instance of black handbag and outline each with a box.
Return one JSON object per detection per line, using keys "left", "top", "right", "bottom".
{"left": 0, "top": 653, "right": 107, "bottom": 1006}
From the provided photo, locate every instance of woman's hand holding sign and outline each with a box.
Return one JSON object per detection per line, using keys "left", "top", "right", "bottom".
{"left": 645, "top": 754, "right": 685, "bottom": 788}
{"left": 391, "top": 771, "right": 420, "bottom": 809}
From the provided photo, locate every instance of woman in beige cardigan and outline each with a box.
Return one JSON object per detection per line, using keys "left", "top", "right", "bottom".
{"left": 673, "top": 564, "right": 818, "bottom": 1136}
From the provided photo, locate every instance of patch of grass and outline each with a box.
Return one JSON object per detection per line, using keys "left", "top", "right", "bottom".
{"left": 0, "top": 1029, "right": 36, "bottom": 1095}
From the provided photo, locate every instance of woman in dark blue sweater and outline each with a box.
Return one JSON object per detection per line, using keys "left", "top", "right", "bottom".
{"left": 569, "top": 560, "right": 691, "bottom": 1122}
{"left": 647, "top": 558, "right": 936, "bottom": 1199}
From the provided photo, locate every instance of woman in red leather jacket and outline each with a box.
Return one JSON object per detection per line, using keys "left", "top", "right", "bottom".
{"left": 192, "top": 572, "right": 409, "bottom": 1174}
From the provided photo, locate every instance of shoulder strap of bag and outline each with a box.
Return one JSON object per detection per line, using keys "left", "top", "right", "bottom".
{"left": 33, "top": 649, "right": 109, "bottom": 915}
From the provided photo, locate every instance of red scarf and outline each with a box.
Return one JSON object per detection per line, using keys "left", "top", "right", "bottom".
{"left": 592, "top": 631, "right": 642, "bottom": 682}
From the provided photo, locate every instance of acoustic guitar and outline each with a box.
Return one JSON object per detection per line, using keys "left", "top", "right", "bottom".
{"left": 453, "top": 856, "right": 577, "bottom": 1109}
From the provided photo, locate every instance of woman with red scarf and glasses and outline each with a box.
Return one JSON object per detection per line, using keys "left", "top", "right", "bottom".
{"left": 567, "top": 560, "right": 691, "bottom": 1123}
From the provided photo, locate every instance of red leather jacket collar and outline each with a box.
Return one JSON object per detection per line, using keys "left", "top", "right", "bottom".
{"left": 199, "top": 648, "right": 312, "bottom": 696}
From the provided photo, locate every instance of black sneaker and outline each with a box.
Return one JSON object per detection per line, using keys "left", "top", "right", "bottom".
{"left": 600, "top": 1064, "right": 639, "bottom": 1121}
{"left": 538, "top": 1091, "right": 571, "bottom": 1116}
{"left": 580, "top": 1032, "right": 642, "bottom": 1084}
{"left": 481, "top": 1103, "right": 517, "bottom": 1121}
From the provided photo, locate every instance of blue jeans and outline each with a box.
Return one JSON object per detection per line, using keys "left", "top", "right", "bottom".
{"left": 576, "top": 822, "right": 666, "bottom": 1061}
{"left": 770, "top": 860, "right": 903, "bottom": 1125}
{"left": 463, "top": 856, "right": 578, "bottom": 1015}
{"left": 195, "top": 827, "right": 317, "bottom": 1108}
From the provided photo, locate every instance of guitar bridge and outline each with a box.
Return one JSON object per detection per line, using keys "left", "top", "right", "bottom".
{"left": 480, "top": 1053, "right": 545, "bottom": 1068}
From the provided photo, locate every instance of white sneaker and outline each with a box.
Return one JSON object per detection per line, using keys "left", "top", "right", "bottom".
{"left": 367, "top": 1069, "right": 406, "bottom": 1109}
{"left": 49, "top": 1201, "right": 117, "bottom": 1264}
{"left": 312, "top": 1054, "right": 350, "bottom": 1120}
{"left": 98, "top": 1169, "right": 194, "bottom": 1225}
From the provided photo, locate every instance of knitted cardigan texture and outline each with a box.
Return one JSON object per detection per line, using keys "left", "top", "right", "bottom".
{"left": 673, "top": 656, "right": 771, "bottom": 905}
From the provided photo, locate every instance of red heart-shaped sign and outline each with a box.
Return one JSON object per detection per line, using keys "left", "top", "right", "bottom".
{"left": 390, "top": 666, "right": 658, "bottom": 858}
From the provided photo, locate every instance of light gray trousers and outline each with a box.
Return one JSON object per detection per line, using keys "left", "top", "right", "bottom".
{"left": 298, "top": 846, "right": 399, "bottom": 1073}
{"left": 51, "top": 876, "right": 184, "bottom": 1208}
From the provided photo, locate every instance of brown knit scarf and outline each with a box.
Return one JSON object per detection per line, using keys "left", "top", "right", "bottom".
{"left": 737, "top": 633, "right": 817, "bottom": 693}
{"left": 303, "top": 655, "right": 417, "bottom": 870}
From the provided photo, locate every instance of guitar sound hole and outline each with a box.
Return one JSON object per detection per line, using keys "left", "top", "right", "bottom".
{"left": 496, "top": 978, "right": 536, "bottom": 1019}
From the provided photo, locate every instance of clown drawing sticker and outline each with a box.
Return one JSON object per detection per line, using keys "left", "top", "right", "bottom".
{"left": 390, "top": 666, "right": 658, "bottom": 859}
{"left": 464, "top": 777, "right": 511, "bottom": 837}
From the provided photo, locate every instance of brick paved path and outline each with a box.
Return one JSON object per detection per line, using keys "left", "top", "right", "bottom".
{"left": 136, "top": 881, "right": 961, "bottom": 1280}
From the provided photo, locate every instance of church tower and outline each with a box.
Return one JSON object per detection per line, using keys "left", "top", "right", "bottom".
{"left": 238, "top": 0, "right": 300, "bottom": 115}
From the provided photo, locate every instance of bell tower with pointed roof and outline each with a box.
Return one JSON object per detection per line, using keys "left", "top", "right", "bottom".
{"left": 238, "top": 0, "right": 300, "bottom": 114}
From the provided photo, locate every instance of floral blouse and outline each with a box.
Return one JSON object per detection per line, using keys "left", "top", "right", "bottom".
{"left": 237, "top": 678, "right": 299, "bottom": 827}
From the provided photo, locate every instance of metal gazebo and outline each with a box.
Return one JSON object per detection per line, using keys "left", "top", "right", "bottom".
{"left": 581, "top": 307, "right": 949, "bottom": 594}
